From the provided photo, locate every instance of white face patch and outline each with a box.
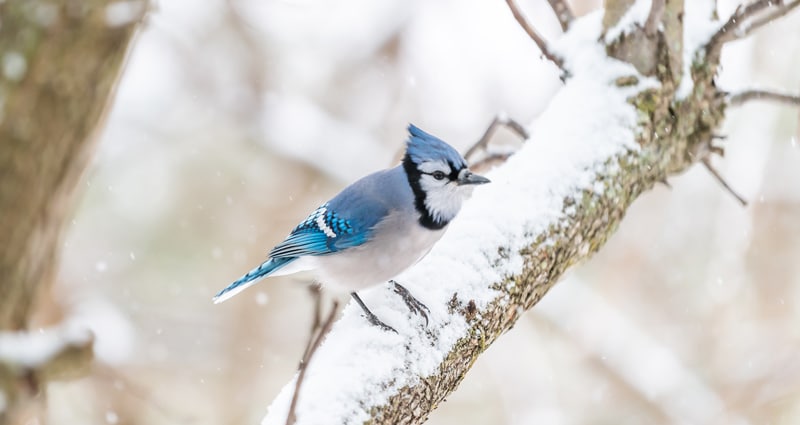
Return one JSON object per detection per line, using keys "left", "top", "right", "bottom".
{"left": 417, "top": 160, "right": 451, "bottom": 175}
{"left": 417, "top": 165, "right": 473, "bottom": 224}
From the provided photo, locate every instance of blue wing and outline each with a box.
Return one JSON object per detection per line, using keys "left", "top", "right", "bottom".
{"left": 269, "top": 202, "right": 378, "bottom": 258}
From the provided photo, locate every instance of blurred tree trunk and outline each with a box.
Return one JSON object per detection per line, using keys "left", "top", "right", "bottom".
{"left": 0, "top": 1, "right": 145, "bottom": 423}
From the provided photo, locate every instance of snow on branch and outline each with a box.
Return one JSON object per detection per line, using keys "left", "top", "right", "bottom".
{"left": 261, "top": 3, "right": 800, "bottom": 424}
{"left": 261, "top": 14, "right": 666, "bottom": 425}
{"left": 0, "top": 321, "right": 94, "bottom": 408}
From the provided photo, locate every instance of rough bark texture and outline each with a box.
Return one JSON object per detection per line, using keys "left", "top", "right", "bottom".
{"left": 0, "top": 1, "right": 145, "bottom": 423}
{"left": 362, "top": 2, "right": 767, "bottom": 424}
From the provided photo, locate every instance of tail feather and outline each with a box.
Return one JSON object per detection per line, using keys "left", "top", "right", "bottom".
{"left": 213, "top": 257, "right": 295, "bottom": 304}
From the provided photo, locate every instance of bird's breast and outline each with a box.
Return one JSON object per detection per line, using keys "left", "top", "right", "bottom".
{"left": 311, "top": 210, "right": 445, "bottom": 291}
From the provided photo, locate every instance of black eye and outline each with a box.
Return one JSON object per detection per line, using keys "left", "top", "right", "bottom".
{"left": 432, "top": 171, "right": 446, "bottom": 180}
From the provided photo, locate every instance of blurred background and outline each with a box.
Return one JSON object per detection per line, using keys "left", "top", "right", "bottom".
{"left": 39, "top": 0, "right": 800, "bottom": 423}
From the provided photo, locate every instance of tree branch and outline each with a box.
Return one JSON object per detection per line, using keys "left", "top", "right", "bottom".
{"left": 546, "top": 0, "right": 574, "bottom": 31}
{"left": 729, "top": 89, "right": 800, "bottom": 106}
{"left": 742, "top": 0, "right": 800, "bottom": 38}
{"left": 258, "top": 3, "right": 800, "bottom": 423}
{"left": 645, "top": 0, "right": 666, "bottom": 36}
{"left": 706, "top": 0, "right": 800, "bottom": 62}
{"left": 260, "top": 7, "right": 747, "bottom": 422}
{"left": 504, "top": 0, "right": 565, "bottom": 70}
{"left": 464, "top": 114, "right": 528, "bottom": 163}
{"left": 701, "top": 159, "right": 748, "bottom": 206}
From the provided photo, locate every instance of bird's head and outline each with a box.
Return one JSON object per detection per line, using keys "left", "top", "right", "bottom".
{"left": 402, "top": 124, "right": 490, "bottom": 230}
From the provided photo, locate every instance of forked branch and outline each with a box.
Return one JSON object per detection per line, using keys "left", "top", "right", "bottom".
{"left": 706, "top": 0, "right": 800, "bottom": 61}
{"left": 505, "top": 0, "right": 566, "bottom": 69}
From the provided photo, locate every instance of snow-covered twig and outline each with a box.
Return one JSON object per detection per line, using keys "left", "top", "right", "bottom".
{"left": 504, "top": 0, "right": 566, "bottom": 70}
{"left": 546, "top": 0, "right": 574, "bottom": 31}
{"left": 729, "top": 89, "right": 800, "bottom": 107}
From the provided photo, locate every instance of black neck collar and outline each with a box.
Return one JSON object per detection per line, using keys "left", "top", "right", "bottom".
{"left": 402, "top": 154, "right": 449, "bottom": 230}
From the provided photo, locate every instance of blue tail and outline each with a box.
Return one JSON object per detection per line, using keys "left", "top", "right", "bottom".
{"left": 213, "top": 257, "right": 295, "bottom": 303}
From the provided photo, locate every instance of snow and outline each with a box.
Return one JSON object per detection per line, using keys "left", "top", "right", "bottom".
{"left": 676, "top": 0, "right": 719, "bottom": 99}
{"left": 263, "top": 11, "right": 654, "bottom": 425}
{"left": 0, "top": 322, "right": 92, "bottom": 369}
{"left": 603, "top": 0, "right": 652, "bottom": 44}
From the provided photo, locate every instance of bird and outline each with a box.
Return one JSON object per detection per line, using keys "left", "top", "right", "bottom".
{"left": 213, "top": 124, "right": 490, "bottom": 332}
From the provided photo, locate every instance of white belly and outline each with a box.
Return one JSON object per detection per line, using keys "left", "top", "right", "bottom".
{"left": 308, "top": 212, "right": 445, "bottom": 291}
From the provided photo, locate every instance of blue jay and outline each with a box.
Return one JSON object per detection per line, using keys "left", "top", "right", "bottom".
{"left": 213, "top": 124, "right": 490, "bottom": 332}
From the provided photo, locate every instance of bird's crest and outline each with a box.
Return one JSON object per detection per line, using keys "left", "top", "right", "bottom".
{"left": 405, "top": 124, "right": 467, "bottom": 170}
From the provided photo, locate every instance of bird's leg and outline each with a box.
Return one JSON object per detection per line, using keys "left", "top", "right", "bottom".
{"left": 390, "top": 280, "right": 430, "bottom": 327}
{"left": 350, "top": 292, "right": 397, "bottom": 333}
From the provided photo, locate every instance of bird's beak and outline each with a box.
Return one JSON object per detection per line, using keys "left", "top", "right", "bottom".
{"left": 457, "top": 170, "right": 491, "bottom": 186}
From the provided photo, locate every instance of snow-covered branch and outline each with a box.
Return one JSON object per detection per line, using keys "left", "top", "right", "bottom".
{"left": 259, "top": 2, "right": 799, "bottom": 424}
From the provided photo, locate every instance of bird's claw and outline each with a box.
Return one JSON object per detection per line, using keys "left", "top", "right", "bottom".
{"left": 363, "top": 311, "right": 398, "bottom": 333}
{"left": 391, "top": 280, "right": 430, "bottom": 327}
{"left": 350, "top": 292, "right": 397, "bottom": 333}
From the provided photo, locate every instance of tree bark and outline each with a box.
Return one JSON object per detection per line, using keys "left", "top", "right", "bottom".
{"left": 0, "top": 1, "right": 145, "bottom": 423}
{"left": 263, "top": 1, "right": 799, "bottom": 424}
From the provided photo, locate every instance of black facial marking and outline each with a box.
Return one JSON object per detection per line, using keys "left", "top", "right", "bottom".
{"left": 402, "top": 154, "right": 449, "bottom": 230}
{"left": 448, "top": 160, "right": 464, "bottom": 181}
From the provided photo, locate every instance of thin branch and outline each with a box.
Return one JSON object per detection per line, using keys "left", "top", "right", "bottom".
{"left": 729, "top": 89, "right": 800, "bottom": 106}
{"left": 644, "top": 0, "right": 666, "bottom": 36}
{"left": 465, "top": 114, "right": 529, "bottom": 163}
{"left": 286, "top": 299, "right": 339, "bottom": 425}
{"left": 706, "top": 0, "right": 799, "bottom": 60}
{"left": 545, "top": 0, "right": 574, "bottom": 31}
{"left": 701, "top": 159, "right": 748, "bottom": 206}
{"left": 471, "top": 153, "right": 514, "bottom": 170}
{"left": 504, "top": 0, "right": 565, "bottom": 69}
{"left": 301, "top": 283, "right": 323, "bottom": 361}
{"left": 743, "top": 0, "right": 800, "bottom": 37}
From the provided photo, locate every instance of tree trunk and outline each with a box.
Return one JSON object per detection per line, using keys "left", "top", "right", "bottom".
{"left": 0, "top": 1, "right": 145, "bottom": 423}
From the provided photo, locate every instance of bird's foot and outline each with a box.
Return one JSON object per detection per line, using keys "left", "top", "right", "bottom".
{"left": 350, "top": 292, "right": 397, "bottom": 333}
{"left": 390, "top": 280, "right": 430, "bottom": 327}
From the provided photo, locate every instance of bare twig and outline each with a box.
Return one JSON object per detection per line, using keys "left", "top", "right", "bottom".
{"left": 471, "top": 153, "right": 515, "bottom": 170}
{"left": 706, "top": 0, "right": 800, "bottom": 61}
{"left": 286, "top": 299, "right": 339, "bottom": 425}
{"left": 545, "top": 0, "right": 574, "bottom": 31}
{"left": 465, "top": 115, "right": 529, "bottom": 163}
{"left": 743, "top": 0, "right": 800, "bottom": 38}
{"left": 701, "top": 158, "right": 748, "bottom": 206}
{"left": 644, "top": 0, "right": 666, "bottom": 36}
{"left": 729, "top": 89, "right": 800, "bottom": 106}
{"left": 504, "top": 0, "right": 566, "bottom": 69}
{"left": 301, "top": 284, "right": 323, "bottom": 361}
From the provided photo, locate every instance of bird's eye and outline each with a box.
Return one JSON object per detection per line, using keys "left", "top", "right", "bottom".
{"left": 432, "top": 171, "right": 446, "bottom": 180}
